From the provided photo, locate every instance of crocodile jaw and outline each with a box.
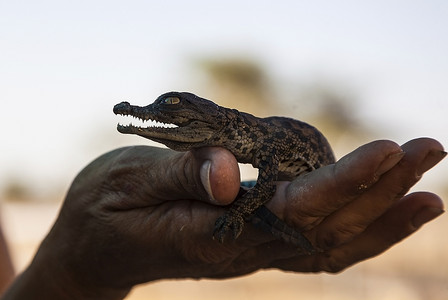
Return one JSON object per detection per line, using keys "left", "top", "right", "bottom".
{"left": 117, "top": 123, "right": 213, "bottom": 144}
{"left": 114, "top": 101, "right": 216, "bottom": 150}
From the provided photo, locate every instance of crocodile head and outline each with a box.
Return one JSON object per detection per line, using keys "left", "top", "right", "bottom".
{"left": 113, "top": 92, "right": 231, "bottom": 151}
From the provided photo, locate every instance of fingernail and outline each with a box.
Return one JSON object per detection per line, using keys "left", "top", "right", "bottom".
{"left": 412, "top": 206, "right": 444, "bottom": 228}
{"left": 417, "top": 150, "right": 447, "bottom": 176}
{"left": 200, "top": 160, "right": 216, "bottom": 203}
{"left": 375, "top": 150, "right": 405, "bottom": 176}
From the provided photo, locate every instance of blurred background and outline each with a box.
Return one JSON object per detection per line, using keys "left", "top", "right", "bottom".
{"left": 0, "top": 0, "right": 447, "bottom": 299}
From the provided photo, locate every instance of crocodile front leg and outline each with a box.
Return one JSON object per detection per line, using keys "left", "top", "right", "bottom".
{"left": 214, "top": 153, "right": 279, "bottom": 242}
{"left": 214, "top": 182, "right": 277, "bottom": 242}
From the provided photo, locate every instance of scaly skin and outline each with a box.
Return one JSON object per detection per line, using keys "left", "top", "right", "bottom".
{"left": 113, "top": 92, "right": 335, "bottom": 253}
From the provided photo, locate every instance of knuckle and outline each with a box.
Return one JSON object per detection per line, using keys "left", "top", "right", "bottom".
{"left": 312, "top": 252, "right": 349, "bottom": 273}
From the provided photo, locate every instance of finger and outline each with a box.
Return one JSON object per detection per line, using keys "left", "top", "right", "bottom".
{"left": 315, "top": 192, "right": 444, "bottom": 273}
{"left": 192, "top": 147, "right": 241, "bottom": 205}
{"left": 270, "top": 140, "right": 403, "bottom": 227}
{"left": 401, "top": 138, "right": 446, "bottom": 177}
{"left": 270, "top": 192, "right": 444, "bottom": 273}
{"left": 308, "top": 138, "right": 446, "bottom": 249}
{"left": 103, "top": 146, "right": 240, "bottom": 208}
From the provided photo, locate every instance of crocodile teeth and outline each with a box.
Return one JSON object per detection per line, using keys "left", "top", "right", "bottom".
{"left": 117, "top": 115, "right": 178, "bottom": 129}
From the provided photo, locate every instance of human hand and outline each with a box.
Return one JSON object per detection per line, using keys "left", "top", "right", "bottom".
{"left": 266, "top": 137, "right": 445, "bottom": 273}
{"left": 2, "top": 138, "right": 444, "bottom": 300}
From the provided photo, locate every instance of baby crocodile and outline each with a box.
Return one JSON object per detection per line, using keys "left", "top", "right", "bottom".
{"left": 113, "top": 92, "right": 335, "bottom": 253}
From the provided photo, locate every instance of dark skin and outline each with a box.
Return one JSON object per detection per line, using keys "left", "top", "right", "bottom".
{"left": 1, "top": 138, "right": 445, "bottom": 300}
{"left": 0, "top": 226, "right": 14, "bottom": 294}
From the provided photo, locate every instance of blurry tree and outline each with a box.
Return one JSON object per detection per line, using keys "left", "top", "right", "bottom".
{"left": 1, "top": 180, "right": 32, "bottom": 202}
{"left": 192, "top": 56, "right": 374, "bottom": 158}
{"left": 293, "top": 82, "right": 375, "bottom": 156}
{"left": 194, "top": 57, "right": 276, "bottom": 116}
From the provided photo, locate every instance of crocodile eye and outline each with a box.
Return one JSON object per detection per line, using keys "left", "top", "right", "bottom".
{"left": 162, "top": 96, "right": 180, "bottom": 105}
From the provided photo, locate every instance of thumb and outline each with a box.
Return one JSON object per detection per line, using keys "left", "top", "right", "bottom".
{"left": 129, "top": 146, "right": 241, "bottom": 205}
{"left": 69, "top": 146, "right": 241, "bottom": 212}
{"left": 189, "top": 147, "right": 241, "bottom": 205}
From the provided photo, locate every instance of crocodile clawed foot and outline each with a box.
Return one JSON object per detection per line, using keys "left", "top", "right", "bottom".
{"left": 213, "top": 214, "right": 245, "bottom": 243}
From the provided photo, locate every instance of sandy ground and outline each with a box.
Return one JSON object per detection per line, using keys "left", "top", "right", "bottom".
{"left": 1, "top": 200, "right": 447, "bottom": 300}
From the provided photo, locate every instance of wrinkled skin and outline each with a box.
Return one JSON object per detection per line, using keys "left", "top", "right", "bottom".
{"left": 2, "top": 138, "right": 445, "bottom": 300}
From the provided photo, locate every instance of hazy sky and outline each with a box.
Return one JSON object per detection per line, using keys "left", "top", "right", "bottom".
{"left": 1, "top": 1, "right": 447, "bottom": 195}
